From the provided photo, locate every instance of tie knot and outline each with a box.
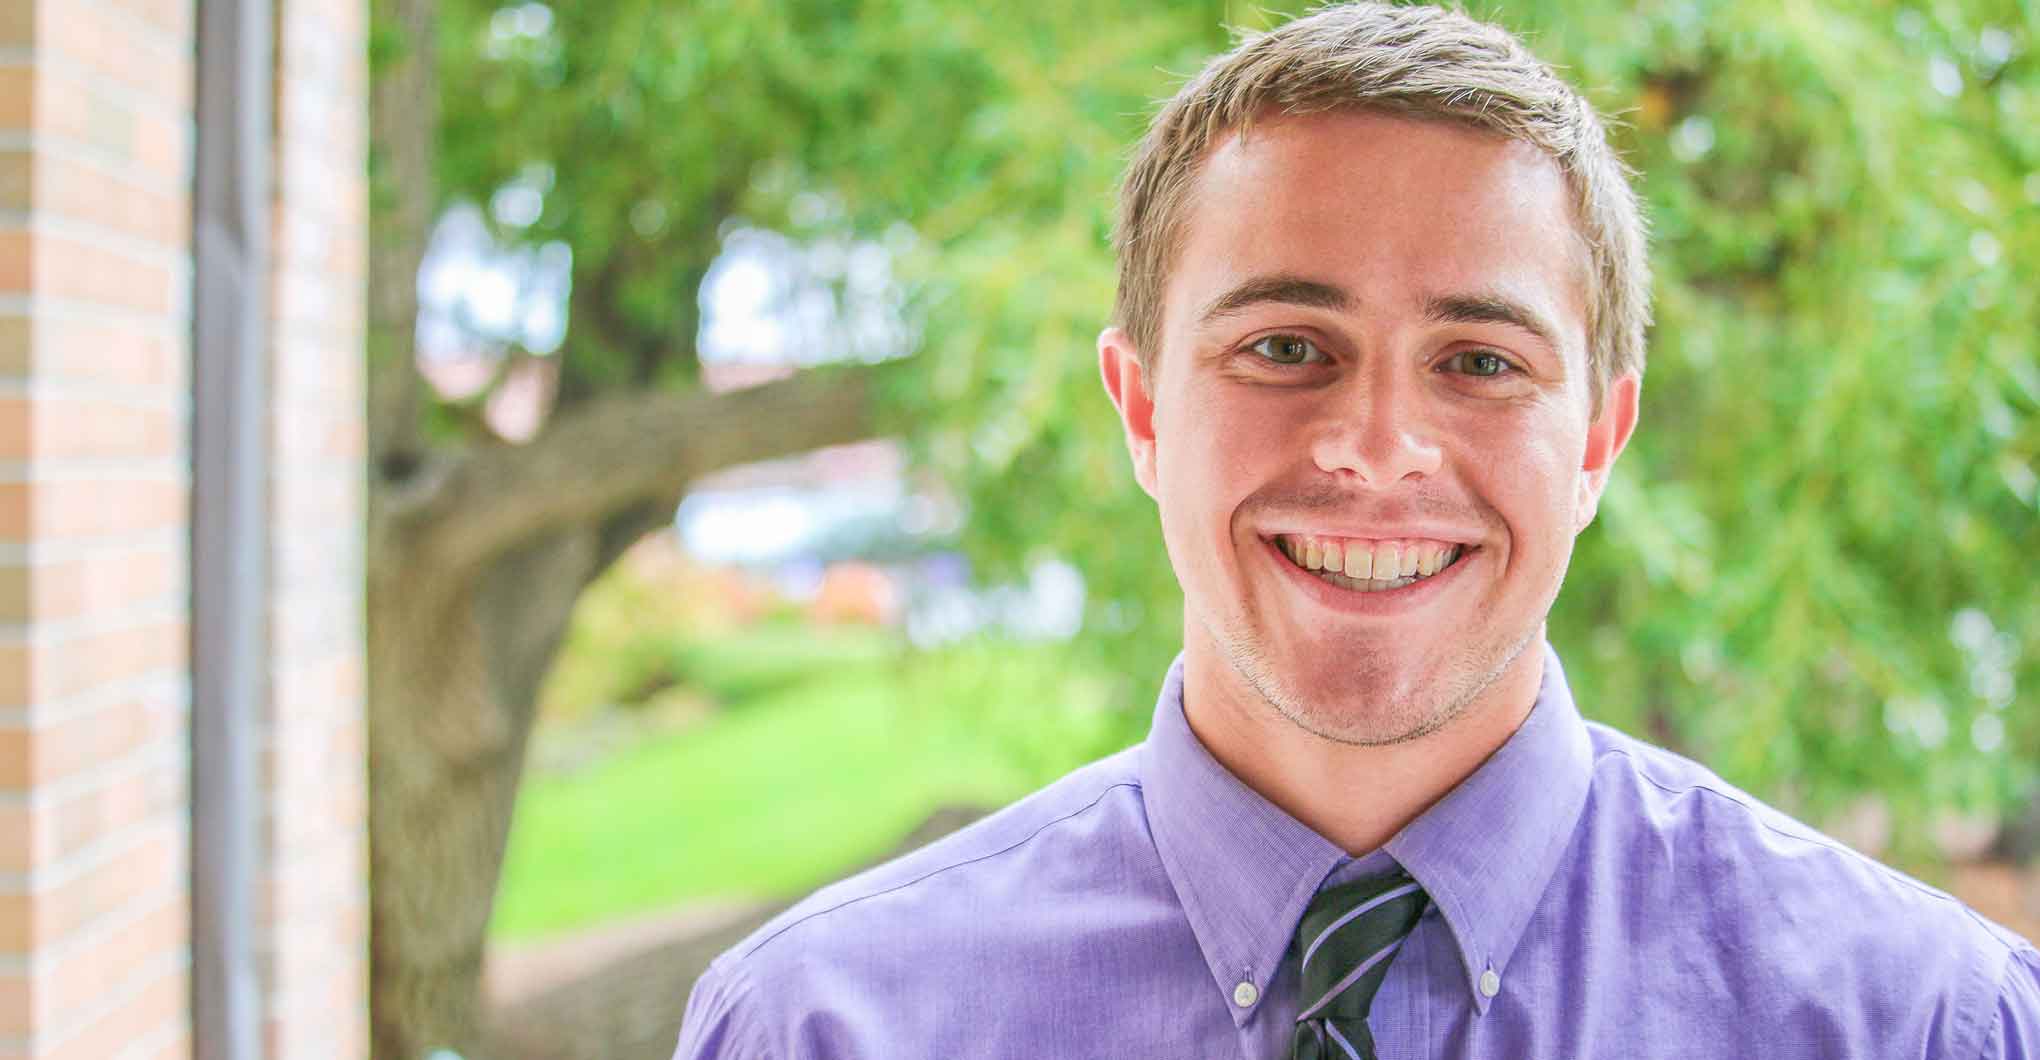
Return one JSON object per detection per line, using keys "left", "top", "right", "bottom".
{"left": 1291, "top": 869, "right": 1429, "bottom": 1024}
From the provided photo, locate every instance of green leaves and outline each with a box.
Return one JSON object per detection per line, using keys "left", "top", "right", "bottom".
{"left": 1525, "top": 0, "right": 2040, "bottom": 848}
{"left": 433, "top": 0, "right": 2038, "bottom": 853}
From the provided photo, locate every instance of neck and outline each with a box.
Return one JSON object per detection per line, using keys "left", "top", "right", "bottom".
{"left": 1179, "top": 629, "right": 1545, "bottom": 856}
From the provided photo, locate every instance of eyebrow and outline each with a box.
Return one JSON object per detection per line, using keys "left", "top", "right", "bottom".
{"left": 1421, "top": 293, "right": 1563, "bottom": 353}
{"left": 1192, "top": 272, "right": 1569, "bottom": 366}
{"left": 1196, "top": 274, "right": 1563, "bottom": 353}
{"left": 1195, "top": 274, "right": 1352, "bottom": 329}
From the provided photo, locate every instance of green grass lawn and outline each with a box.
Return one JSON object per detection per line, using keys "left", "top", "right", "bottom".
{"left": 490, "top": 628, "right": 1131, "bottom": 942}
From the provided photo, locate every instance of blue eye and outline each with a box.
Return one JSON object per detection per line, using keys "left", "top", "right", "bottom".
{"left": 1445, "top": 349, "right": 1515, "bottom": 377}
{"left": 1249, "top": 334, "right": 1322, "bottom": 365}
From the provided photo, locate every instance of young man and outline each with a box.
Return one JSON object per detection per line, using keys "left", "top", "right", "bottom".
{"left": 676, "top": 5, "right": 2040, "bottom": 1057}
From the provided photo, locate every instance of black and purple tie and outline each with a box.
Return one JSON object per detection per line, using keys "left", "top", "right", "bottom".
{"left": 1288, "top": 868, "right": 1429, "bottom": 1060}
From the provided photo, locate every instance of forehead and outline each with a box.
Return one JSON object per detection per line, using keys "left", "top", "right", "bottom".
{"left": 1161, "top": 110, "right": 1591, "bottom": 355}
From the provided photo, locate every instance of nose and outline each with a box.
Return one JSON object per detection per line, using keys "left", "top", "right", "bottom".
{"left": 1309, "top": 378, "right": 1443, "bottom": 484}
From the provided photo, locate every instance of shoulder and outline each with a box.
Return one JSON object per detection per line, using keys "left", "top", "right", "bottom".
{"left": 673, "top": 746, "right": 1159, "bottom": 1058}
{"left": 1578, "top": 720, "right": 2006, "bottom": 943}
{"left": 728, "top": 744, "right": 1149, "bottom": 964}
{"left": 1582, "top": 721, "right": 1968, "bottom": 907}
{"left": 1574, "top": 722, "right": 2034, "bottom": 1051}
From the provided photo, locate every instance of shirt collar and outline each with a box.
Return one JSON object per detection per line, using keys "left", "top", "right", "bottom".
{"left": 1141, "top": 654, "right": 1347, "bottom": 1028}
{"left": 1140, "top": 641, "right": 1593, "bottom": 1023}
{"left": 1383, "top": 641, "right": 1594, "bottom": 1012}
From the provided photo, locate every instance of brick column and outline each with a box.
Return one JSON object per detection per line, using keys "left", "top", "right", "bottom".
{"left": 0, "top": 0, "right": 199, "bottom": 1058}
{"left": 260, "top": 0, "right": 370, "bottom": 1056}
{"left": 0, "top": 0, "right": 371, "bottom": 1055}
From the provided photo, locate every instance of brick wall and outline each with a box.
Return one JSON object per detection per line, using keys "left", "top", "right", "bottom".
{"left": 0, "top": 0, "right": 197, "bottom": 1056}
{"left": 261, "top": 0, "right": 370, "bottom": 1056}
{"left": 0, "top": 0, "right": 370, "bottom": 1056}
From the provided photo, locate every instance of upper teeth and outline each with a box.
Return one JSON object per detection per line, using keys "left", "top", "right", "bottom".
{"left": 1277, "top": 534, "right": 1462, "bottom": 581}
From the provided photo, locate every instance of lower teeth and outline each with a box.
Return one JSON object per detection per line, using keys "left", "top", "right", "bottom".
{"left": 1315, "top": 570, "right": 1416, "bottom": 593}
{"left": 1300, "top": 556, "right": 1457, "bottom": 593}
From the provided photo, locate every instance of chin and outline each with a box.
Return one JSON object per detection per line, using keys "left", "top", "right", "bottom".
{"left": 1274, "top": 672, "right": 1462, "bottom": 747}
{"left": 1219, "top": 623, "right": 1530, "bottom": 747}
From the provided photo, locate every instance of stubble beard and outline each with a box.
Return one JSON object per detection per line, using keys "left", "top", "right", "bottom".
{"left": 1205, "top": 608, "right": 1539, "bottom": 748}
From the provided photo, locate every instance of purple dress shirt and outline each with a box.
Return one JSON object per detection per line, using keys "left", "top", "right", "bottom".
{"left": 674, "top": 644, "right": 2040, "bottom": 1058}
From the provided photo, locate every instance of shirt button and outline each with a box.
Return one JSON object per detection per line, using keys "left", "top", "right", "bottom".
{"left": 1233, "top": 981, "right": 1259, "bottom": 1007}
{"left": 1479, "top": 969, "right": 1501, "bottom": 998}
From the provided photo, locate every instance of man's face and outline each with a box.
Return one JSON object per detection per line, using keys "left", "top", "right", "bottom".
{"left": 1100, "top": 110, "right": 1639, "bottom": 745}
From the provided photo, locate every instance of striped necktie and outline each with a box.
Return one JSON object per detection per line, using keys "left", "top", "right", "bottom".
{"left": 1288, "top": 868, "right": 1430, "bottom": 1060}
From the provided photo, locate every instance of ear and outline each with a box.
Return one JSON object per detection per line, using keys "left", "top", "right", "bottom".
{"left": 1098, "top": 326, "right": 1159, "bottom": 500}
{"left": 1574, "top": 372, "right": 1640, "bottom": 534}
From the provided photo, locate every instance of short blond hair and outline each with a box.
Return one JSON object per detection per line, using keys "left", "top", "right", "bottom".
{"left": 1112, "top": 2, "right": 1650, "bottom": 409}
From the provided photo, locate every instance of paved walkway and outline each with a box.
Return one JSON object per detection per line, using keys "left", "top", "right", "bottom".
{"left": 485, "top": 898, "right": 766, "bottom": 1009}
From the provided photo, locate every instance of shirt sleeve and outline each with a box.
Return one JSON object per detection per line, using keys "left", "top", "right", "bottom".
{"left": 1979, "top": 941, "right": 2040, "bottom": 1060}
{"left": 672, "top": 956, "right": 774, "bottom": 1060}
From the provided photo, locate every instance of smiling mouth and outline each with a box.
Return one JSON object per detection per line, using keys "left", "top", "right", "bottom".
{"left": 1272, "top": 533, "right": 1470, "bottom": 594}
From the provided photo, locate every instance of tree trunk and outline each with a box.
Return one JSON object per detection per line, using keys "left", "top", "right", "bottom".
{"left": 366, "top": 545, "right": 542, "bottom": 1059}
{"left": 1991, "top": 787, "right": 2040, "bottom": 865}
{"left": 362, "top": 355, "right": 887, "bottom": 1057}
{"left": 364, "top": 2, "right": 900, "bottom": 1050}
{"left": 367, "top": 498, "right": 675, "bottom": 1058}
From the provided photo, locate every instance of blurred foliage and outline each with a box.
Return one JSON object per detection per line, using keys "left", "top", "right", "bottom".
{"left": 500, "top": 612, "right": 1119, "bottom": 938}
{"left": 439, "top": 0, "right": 2039, "bottom": 859}
{"left": 1527, "top": 0, "right": 2040, "bottom": 853}
{"left": 535, "top": 546, "right": 823, "bottom": 721}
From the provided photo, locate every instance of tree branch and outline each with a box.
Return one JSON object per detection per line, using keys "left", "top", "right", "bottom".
{"left": 416, "top": 361, "right": 901, "bottom": 576}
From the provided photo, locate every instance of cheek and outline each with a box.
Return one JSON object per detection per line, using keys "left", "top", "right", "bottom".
{"left": 1150, "top": 390, "right": 1295, "bottom": 603}
{"left": 1157, "top": 388, "right": 1274, "bottom": 519}
{"left": 1478, "top": 411, "right": 1586, "bottom": 548}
